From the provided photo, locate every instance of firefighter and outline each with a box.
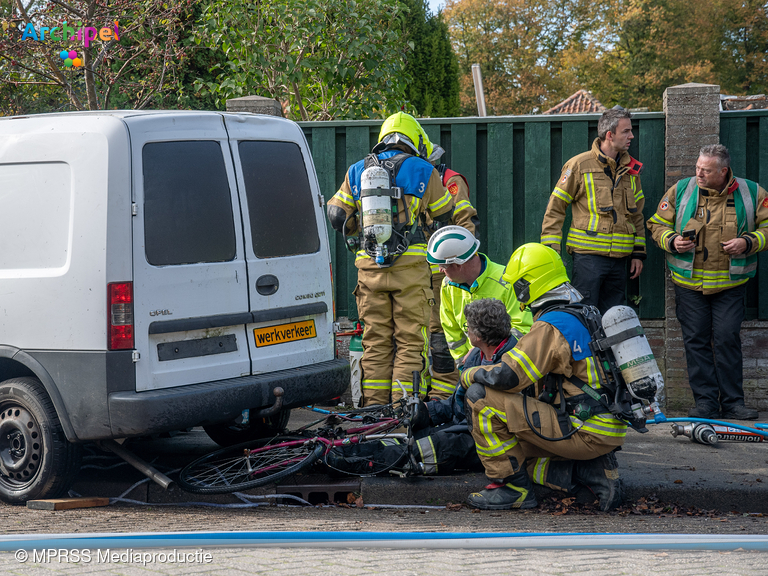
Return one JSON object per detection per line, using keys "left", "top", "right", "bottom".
{"left": 326, "top": 112, "right": 456, "bottom": 405}
{"left": 426, "top": 226, "right": 533, "bottom": 398}
{"left": 540, "top": 107, "right": 646, "bottom": 314}
{"left": 423, "top": 145, "right": 480, "bottom": 400}
{"left": 647, "top": 144, "right": 768, "bottom": 420}
{"left": 461, "top": 243, "right": 626, "bottom": 511}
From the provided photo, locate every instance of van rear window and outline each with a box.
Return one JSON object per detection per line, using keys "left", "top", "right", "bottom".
{"left": 238, "top": 141, "right": 320, "bottom": 258}
{"left": 143, "top": 141, "right": 236, "bottom": 266}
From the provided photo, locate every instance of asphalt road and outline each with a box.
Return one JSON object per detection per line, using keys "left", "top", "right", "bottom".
{"left": 1, "top": 408, "right": 767, "bottom": 575}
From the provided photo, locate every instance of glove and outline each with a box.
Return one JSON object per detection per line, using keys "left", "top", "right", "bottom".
{"left": 454, "top": 384, "right": 466, "bottom": 406}
{"left": 411, "top": 399, "right": 431, "bottom": 431}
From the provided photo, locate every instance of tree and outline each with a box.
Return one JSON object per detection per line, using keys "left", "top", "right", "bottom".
{"left": 444, "top": 0, "right": 601, "bottom": 115}
{"left": 574, "top": 0, "right": 768, "bottom": 110}
{"left": 0, "top": 0, "right": 190, "bottom": 111}
{"left": 193, "top": 0, "right": 411, "bottom": 121}
{"left": 400, "top": 0, "right": 460, "bottom": 117}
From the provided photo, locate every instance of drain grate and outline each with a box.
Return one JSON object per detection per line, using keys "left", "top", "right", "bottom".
{"left": 273, "top": 473, "right": 361, "bottom": 505}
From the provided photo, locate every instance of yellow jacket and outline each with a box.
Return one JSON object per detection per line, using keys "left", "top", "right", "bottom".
{"left": 461, "top": 311, "right": 627, "bottom": 440}
{"left": 541, "top": 139, "right": 646, "bottom": 259}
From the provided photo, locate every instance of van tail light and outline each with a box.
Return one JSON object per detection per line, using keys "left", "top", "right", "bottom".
{"left": 108, "top": 282, "right": 134, "bottom": 350}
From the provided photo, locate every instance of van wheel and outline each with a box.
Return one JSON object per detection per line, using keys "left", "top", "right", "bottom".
{"left": 0, "top": 377, "right": 82, "bottom": 503}
{"left": 203, "top": 409, "right": 291, "bottom": 447}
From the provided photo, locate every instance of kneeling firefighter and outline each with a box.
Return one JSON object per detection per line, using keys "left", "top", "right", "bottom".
{"left": 460, "top": 243, "right": 664, "bottom": 511}
{"left": 326, "top": 112, "right": 457, "bottom": 405}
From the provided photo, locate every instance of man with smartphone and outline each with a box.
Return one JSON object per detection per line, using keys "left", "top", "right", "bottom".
{"left": 647, "top": 144, "right": 768, "bottom": 420}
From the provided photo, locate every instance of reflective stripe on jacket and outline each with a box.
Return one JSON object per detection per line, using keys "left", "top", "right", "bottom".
{"left": 647, "top": 171, "right": 768, "bottom": 294}
{"left": 462, "top": 316, "right": 627, "bottom": 440}
{"left": 541, "top": 138, "right": 646, "bottom": 259}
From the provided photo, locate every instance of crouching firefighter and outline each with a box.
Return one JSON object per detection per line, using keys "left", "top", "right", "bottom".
{"left": 327, "top": 112, "right": 457, "bottom": 405}
{"left": 460, "top": 243, "right": 664, "bottom": 511}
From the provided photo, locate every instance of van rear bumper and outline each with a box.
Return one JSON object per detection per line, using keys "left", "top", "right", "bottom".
{"left": 107, "top": 358, "right": 349, "bottom": 437}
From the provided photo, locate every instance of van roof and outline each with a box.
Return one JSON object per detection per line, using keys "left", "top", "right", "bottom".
{"left": 0, "top": 110, "right": 292, "bottom": 124}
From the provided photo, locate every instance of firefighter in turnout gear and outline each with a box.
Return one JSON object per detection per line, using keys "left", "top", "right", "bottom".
{"left": 540, "top": 107, "right": 646, "bottom": 314}
{"left": 424, "top": 149, "right": 480, "bottom": 400}
{"left": 427, "top": 226, "right": 533, "bottom": 399}
{"left": 461, "top": 243, "right": 626, "bottom": 511}
{"left": 326, "top": 112, "right": 456, "bottom": 405}
{"left": 647, "top": 144, "right": 768, "bottom": 421}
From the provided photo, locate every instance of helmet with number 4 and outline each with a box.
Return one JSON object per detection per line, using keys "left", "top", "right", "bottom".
{"left": 502, "top": 243, "right": 569, "bottom": 306}
{"left": 427, "top": 226, "right": 480, "bottom": 266}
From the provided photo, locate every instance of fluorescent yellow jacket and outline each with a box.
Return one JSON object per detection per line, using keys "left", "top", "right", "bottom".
{"left": 439, "top": 254, "right": 533, "bottom": 361}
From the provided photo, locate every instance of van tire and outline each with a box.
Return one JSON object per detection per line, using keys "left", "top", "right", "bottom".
{"left": 203, "top": 409, "right": 291, "bottom": 447}
{"left": 0, "top": 377, "right": 83, "bottom": 503}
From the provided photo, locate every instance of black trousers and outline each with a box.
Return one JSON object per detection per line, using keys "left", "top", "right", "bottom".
{"left": 571, "top": 253, "right": 628, "bottom": 314}
{"left": 674, "top": 283, "right": 747, "bottom": 412}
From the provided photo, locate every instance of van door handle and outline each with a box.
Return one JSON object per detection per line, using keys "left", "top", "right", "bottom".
{"left": 256, "top": 274, "right": 279, "bottom": 296}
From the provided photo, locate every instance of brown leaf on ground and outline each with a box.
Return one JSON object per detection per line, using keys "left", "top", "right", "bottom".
{"left": 445, "top": 503, "right": 463, "bottom": 511}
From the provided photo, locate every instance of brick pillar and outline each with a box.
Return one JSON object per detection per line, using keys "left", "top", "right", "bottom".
{"left": 661, "top": 83, "right": 720, "bottom": 411}
{"left": 225, "top": 95, "right": 283, "bottom": 117}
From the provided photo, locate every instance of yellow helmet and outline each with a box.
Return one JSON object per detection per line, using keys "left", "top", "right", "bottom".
{"left": 378, "top": 112, "right": 432, "bottom": 160}
{"left": 502, "top": 243, "right": 569, "bottom": 306}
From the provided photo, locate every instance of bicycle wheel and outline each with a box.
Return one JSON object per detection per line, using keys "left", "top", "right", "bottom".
{"left": 177, "top": 436, "right": 324, "bottom": 494}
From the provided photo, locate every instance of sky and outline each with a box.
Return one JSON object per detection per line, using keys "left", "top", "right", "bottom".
{"left": 427, "top": 0, "right": 446, "bottom": 15}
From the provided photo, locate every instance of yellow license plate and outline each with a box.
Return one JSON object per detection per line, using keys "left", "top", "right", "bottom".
{"left": 254, "top": 319, "right": 316, "bottom": 347}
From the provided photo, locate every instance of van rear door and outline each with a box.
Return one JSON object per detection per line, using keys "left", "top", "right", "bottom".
{"left": 223, "top": 115, "right": 335, "bottom": 376}
{"left": 128, "top": 115, "right": 251, "bottom": 391}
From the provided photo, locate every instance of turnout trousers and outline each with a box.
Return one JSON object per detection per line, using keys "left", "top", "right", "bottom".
{"left": 466, "top": 385, "right": 623, "bottom": 484}
{"left": 571, "top": 253, "right": 628, "bottom": 315}
{"left": 429, "top": 270, "right": 461, "bottom": 400}
{"left": 355, "top": 261, "right": 432, "bottom": 405}
{"left": 674, "top": 283, "right": 747, "bottom": 413}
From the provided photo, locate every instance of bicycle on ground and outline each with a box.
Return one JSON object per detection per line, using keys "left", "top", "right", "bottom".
{"left": 177, "top": 374, "right": 424, "bottom": 495}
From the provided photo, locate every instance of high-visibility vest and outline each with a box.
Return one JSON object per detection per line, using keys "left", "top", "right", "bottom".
{"left": 666, "top": 177, "right": 759, "bottom": 281}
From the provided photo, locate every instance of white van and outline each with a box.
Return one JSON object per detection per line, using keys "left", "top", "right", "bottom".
{"left": 0, "top": 111, "right": 348, "bottom": 502}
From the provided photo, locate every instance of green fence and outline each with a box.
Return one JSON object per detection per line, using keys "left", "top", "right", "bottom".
{"left": 301, "top": 112, "right": 666, "bottom": 320}
{"left": 301, "top": 110, "right": 768, "bottom": 321}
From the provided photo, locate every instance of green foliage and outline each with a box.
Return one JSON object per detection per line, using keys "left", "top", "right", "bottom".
{"left": 194, "top": 0, "right": 411, "bottom": 120}
{"left": 0, "top": 0, "right": 189, "bottom": 112}
{"left": 400, "top": 0, "right": 460, "bottom": 117}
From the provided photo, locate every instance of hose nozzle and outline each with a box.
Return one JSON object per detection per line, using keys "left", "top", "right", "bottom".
{"left": 671, "top": 423, "right": 718, "bottom": 445}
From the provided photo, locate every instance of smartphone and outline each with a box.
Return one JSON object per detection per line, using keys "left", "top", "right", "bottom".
{"left": 681, "top": 229, "right": 696, "bottom": 241}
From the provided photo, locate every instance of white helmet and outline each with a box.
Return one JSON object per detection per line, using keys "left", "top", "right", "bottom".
{"left": 427, "top": 226, "right": 480, "bottom": 266}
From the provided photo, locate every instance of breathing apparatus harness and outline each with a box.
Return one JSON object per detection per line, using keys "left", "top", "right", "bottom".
{"left": 345, "top": 152, "right": 428, "bottom": 268}
{"left": 522, "top": 302, "right": 656, "bottom": 442}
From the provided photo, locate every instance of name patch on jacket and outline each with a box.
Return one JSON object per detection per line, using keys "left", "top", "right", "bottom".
{"left": 538, "top": 311, "right": 593, "bottom": 361}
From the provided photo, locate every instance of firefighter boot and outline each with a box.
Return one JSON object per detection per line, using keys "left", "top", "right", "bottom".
{"left": 466, "top": 469, "right": 538, "bottom": 510}
{"left": 574, "top": 452, "right": 623, "bottom": 511}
